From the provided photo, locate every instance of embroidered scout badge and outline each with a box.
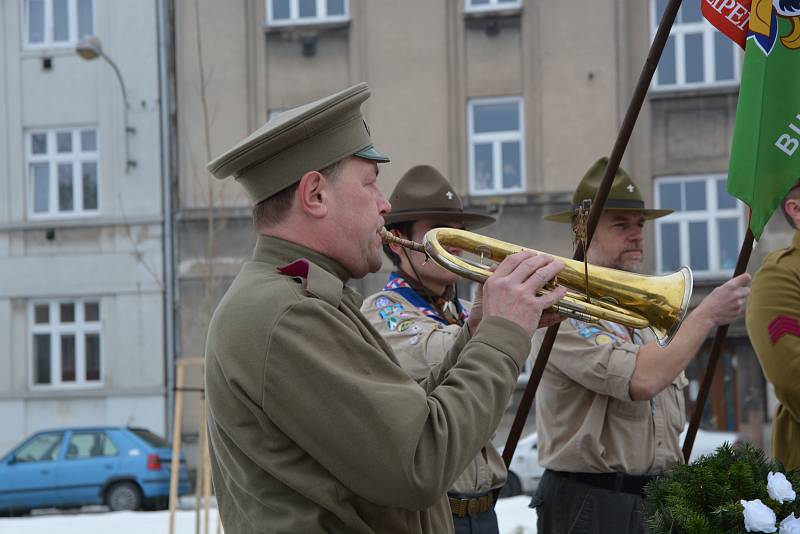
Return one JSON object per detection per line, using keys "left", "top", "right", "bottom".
{"left": 375, "top": 296, "right": 391, "bottom": 308}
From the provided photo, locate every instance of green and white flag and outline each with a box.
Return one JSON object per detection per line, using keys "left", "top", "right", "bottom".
{"left": 727, "top": 0, "right": 800, "bottom": 239}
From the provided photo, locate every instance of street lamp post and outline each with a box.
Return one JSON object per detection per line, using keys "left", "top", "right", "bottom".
{"left": 76, "top": 36, "right": 136, "bottom": 173}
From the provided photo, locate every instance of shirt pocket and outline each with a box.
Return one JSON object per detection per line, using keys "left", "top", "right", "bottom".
{"left": 668, "top": 373, "right": 689, "bottom": 433}
{"left": 608, "top": 396, "right": 651, "bottom": 421}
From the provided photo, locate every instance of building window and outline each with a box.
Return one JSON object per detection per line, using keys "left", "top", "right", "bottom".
{"left": 464, "top": 0, "right": 522, "bottom": 13}
{"left": 30, "top": 300, "right": 102, "bottom": 388}
{"left": 25, "top": 0, "right": 94, "bottom": 48}
{"left": 651, "top": 0, "right": 740, "bottom": 89}
{"left": 654, "top": 175, "right": 745, "bottom": 278}
{"left": 266, "top": 0, "right": 349, "bottom": 26}
{"left": 28, "top": 128, "right": 99, "bottom": 218}
{"left": 468, "top": 97, "right": 525, "bottom": 195}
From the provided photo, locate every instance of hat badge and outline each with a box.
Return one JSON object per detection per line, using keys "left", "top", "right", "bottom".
{"left": 446, "top": 191, "right": 454, "bottom": 200}
{"left": 627, "top": 184, "right": 635, "bottom": 193}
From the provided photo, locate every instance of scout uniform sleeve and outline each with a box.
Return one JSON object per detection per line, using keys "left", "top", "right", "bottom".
{"left": 746, "top": 254, "right": 800, "bottom": 422}
{"left": 261, "top": 299, "right": 529, "bottom": 509}
{"left": 544, "top": 319, "right": 639, "bottom": 401}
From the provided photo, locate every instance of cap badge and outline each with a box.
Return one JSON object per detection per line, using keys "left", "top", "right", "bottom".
{"left": 627, "top": 185, "right": 635, "bottom": 193}
{"left": 446, "top": 191, "right": 454, "bottom": 200}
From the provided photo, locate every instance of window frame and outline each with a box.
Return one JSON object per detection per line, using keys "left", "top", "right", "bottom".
{"left": 265, "top": 0, "right": 350, "bottom": 27}
{"left": 467, "top": 96, "right": 526, "bottom": 196}
{"left": 27, "top": 127, "right": 100, "bottom": 219}
{"left": 28, "top": 299, "right": 103, "bottom": 390}
{"left": 654, "top": 174, "right": 746, "bottom": 279}
{"left": 65, "top": 431, "right": 120, "bottom": 460}
{"left": 23, "top": 0, "right": 95, "bottom": 49}
{"left": 464, "top": 0, "right": 523, "bottom": 14}
{"left": 649, "top": 0, "right": 741, "bottom": 90}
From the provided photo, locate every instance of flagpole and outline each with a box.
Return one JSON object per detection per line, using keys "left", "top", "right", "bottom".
{"left": 500, "top": 0, "right": 685, "bottom": 473}
{"left": 682, "top": 227, "right": 754, "bottom": 462}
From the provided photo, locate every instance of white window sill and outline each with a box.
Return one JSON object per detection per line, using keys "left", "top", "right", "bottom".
{"left": 264, "top": 18, "right": 350, "bottom": 33}
{"left": 463, "top": 6, "right": 522, "bottom": 18}
{"left": 649, "top": 84, "right": 739, "bottom": 101}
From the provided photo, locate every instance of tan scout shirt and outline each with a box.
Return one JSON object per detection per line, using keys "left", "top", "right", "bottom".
{"left": 205, "top": 236, "right": 531, "bottom": 534}
{"left": 534, "top": 318, "right": 688, "bottom": 475}
{"left": 747, "top": 231, "right": 800, "bottom": 470}
{"left": 361, "top": 289, "right": 507, "bottom": 495}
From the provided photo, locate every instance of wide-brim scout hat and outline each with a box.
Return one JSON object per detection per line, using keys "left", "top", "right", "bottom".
{"left": 544, "top": 157, "right": 673, "bottom": 223}
{"left": 383, "top": 165, "right": 496, "bottom": 230}
{"left": 207, "top": 83, "right": 389, "bottom": 204}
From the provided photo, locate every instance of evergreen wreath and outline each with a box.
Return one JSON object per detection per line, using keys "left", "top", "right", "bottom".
{"left": 643, "top": 443, "right": 800, "bottom": 533}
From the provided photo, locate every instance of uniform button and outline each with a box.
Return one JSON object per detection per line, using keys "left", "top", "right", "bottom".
{"left": 657, "top": 441, "right": 662, "bottom": 446}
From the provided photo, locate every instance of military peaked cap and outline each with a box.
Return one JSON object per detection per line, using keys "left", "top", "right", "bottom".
{"left": 207, "top": 83, "right": 389, "bottom": 204}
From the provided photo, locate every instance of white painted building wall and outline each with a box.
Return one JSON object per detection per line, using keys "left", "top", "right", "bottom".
{"left": 0, "top": 0, "right": 166, "bottom": 454}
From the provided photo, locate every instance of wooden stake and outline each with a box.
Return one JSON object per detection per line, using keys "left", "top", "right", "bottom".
{"left": 168, "top": 364, "right": 185, "bottom": 534}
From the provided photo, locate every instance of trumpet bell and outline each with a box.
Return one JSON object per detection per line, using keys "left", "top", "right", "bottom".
{"left": 421, "top": 227, "right": 692, "bottom": 346}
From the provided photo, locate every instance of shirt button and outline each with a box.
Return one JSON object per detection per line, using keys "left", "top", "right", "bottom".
{"left": 657, "top": 441, "right": 662, "bottom": 446}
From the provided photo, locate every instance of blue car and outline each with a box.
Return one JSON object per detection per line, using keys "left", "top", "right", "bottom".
{"left": 0, "top": 426, "right": 190, "bottom": 515}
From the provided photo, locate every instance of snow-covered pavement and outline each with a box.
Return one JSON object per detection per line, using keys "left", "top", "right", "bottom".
{"left": 0, "top": 496, "right": 537, "bottom": 534}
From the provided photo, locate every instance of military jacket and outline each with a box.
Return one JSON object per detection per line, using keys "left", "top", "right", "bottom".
{"left": 534, "top": 318, "right": 688, "bottom": 475}
{"left": 361, "top": 280, "right": 507, "bottom": 495}
{"left": 746, "top": 231, "right": 800, "bottom": 470}
{"left": 205, "top": 236, "right": 531, "bottom": 533}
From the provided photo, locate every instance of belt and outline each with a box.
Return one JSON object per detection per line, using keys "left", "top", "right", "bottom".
{"left": 548, "top": 469, "right": 654, "bottom": 496}
{"left": 448, "top": 492, "right": 494, "bottom": 518}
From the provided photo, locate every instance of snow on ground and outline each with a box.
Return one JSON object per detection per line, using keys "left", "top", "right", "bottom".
{"left": 0, "top": 496, "right": 536, "bottom": 534}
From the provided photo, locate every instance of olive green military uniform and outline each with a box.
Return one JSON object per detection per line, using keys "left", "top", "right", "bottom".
{"left": 746, "top": 231, "right": 800, "bottom": 470}
{"left": 204, "top": 85, "right": 533, "bottom": 533}
{"left": 532, "top": 158, "right": 680, "bottom": 534}
{"left": 206, "top": 236, "right": 530, "bottom": 533}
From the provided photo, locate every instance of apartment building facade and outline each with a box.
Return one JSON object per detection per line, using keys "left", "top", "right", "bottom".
{"left": 0, "top": 0, "right": 168, "bottom": 453}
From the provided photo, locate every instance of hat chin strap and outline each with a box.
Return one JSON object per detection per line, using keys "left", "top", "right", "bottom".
{"left": 399, "top": 237, "right": 452, "bottom": 300}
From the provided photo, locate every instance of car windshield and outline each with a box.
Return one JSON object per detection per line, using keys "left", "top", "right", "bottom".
{"left": 129, "top": 428, "right": 170, "bottom": 448}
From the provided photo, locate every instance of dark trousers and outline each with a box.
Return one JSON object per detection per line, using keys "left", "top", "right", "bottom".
{"left": 530, "top": 470, "right": 648, "bottom": 534}
{"left": 452, "top": 508, "right": 500, "bottom": 534}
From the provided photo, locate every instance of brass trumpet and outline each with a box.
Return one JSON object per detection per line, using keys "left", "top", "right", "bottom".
{"left": 380, "top": 227, "right": 692, "bottom": 346}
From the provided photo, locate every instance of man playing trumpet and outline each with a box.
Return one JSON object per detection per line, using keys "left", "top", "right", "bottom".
{"left": 530, "top": 158, "right": 751, "bottom": 534}
{"left": 203, "top": 83, "right": 567, "bottom": 534}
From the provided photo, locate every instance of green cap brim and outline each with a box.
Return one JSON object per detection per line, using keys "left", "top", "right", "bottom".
{"left": 544, "top": 207, "right": 674, "bottom": 223}
{"left": 354, "top": 145, "right": 390, "bottom": 163}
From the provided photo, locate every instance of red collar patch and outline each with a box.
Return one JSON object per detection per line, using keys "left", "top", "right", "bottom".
{"left": 767, "top": 315, "right": 800, "bottom": 345}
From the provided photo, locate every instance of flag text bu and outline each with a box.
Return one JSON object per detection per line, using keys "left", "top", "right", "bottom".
{"left": 775, "top": 114, "right": 800, "bottom": 157}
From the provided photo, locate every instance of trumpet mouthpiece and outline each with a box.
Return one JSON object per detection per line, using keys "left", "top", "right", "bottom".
{"left": 380, "top": 227, "right": 426, "bottom": 253}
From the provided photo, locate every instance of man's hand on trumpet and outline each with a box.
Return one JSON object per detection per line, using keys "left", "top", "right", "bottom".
{"left": 467, "top": 251, "right": 567, "bottom": 337}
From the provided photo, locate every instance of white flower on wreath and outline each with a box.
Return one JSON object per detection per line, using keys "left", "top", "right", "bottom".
{"left": 768, "top": 472, "right": 797, "bottom": 503}
{"left": 741, "top": 499, "right": 777, "bottom": 533}
{"left": 780, "top": 514, "right": 800, "bottom": 534}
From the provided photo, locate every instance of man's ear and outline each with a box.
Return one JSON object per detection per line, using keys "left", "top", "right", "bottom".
{"left": 297, "top": 171, "right": 328, "bottom": 219}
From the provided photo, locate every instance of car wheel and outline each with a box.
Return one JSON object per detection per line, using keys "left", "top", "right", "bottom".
{"left": 106, "top": 481, "right": 142, "bottom": 511}
{"left": 498, "top": 472, "right": 523, "bottom": 498}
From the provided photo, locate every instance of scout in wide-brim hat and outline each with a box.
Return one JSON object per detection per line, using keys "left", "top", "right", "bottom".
{"left": 384, "top": 165, "right": 496, "bottom": 230}
{"left": 207, "top": 83, "right": 389, "bottom": 204}
{"left": 544, "top": 157, "right": 673, "bottom": 223}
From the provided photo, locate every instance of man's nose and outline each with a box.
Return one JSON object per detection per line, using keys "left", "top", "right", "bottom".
{"left": 379, "top": 194, "right": 392, "bottom": 216}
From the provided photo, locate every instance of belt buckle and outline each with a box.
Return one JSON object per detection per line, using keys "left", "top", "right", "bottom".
{"left": 467, "top": 497, "right": 480, "bottom": 518}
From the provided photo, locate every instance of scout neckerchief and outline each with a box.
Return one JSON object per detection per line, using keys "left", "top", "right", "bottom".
{"left": 384, "top": 272, "right": 468, "bottom": 326}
